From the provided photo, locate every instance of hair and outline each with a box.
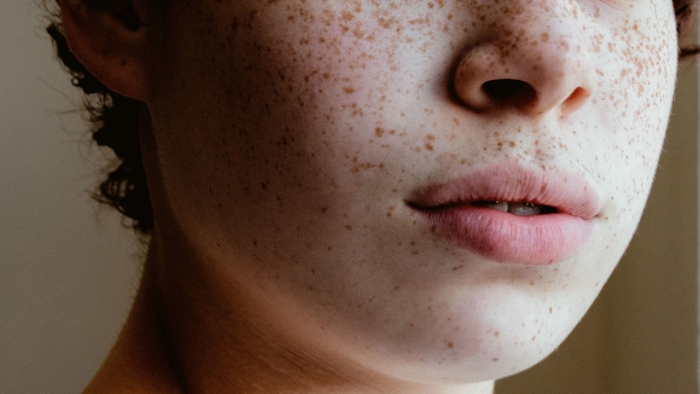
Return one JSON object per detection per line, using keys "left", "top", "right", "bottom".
{"left": 46, "top": 0, "right": 700, "bottom": 235}
{"left": 47, "top": 1, "right": 152, "bottom": 234}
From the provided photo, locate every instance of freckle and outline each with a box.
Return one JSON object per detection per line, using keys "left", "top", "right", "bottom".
{"left": 549, "top": 307, "right": 553, "bottom": 314}
{"left": 345, "top": 225, "right": 352, "bottom": 230}
{"left": 493, "top": 358, "right": 499, "bottom": 362}
{"left": 448, "top": 342, "right": 454, "bottom": 348}
{"left": 494, "top": 331, "right": 500, "bottom": 337}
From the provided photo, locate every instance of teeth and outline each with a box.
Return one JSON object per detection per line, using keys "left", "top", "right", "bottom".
{"left": 471, "top": 201, "right": 544, "bottom": 216}
{"left": 471, "top": 200, "right": 509, "bottom": 212}
{"left": 508, "top": 202, "right": 541, "bottom": 216}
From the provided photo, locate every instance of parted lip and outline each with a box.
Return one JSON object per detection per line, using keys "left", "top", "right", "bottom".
{"left": 406, "top": 162, "right": 602, "bottom": 219}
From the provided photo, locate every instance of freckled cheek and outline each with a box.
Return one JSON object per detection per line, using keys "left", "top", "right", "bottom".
{"left": 237, "top": 54, "right": 405, "bottom": 159}
{"left": 611, "top": 87, "right": 674, "bottom": 222}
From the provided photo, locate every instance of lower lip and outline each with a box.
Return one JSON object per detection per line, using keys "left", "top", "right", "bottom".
{"left": 414, "top": 205, "right": 595, "bottom": 265}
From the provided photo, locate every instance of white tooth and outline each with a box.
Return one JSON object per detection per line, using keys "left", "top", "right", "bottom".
{"left": 508, "top": 202, "right": 541, "bottom": 216}
{"left": 473, "top": 200, "right": 509, "bottom": 212}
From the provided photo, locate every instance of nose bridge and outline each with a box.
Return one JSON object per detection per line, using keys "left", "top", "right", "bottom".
{"left": 453, "top": 0, "right": 596, "bottom": 116}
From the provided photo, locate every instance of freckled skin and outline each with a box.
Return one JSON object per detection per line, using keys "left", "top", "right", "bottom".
{"left": 141, "top": 0, "right": 677, "bottom": 392}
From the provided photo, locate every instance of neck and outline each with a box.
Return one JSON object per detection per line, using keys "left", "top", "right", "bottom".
{"left": 84, "top": 230, "right": 495, "bottom": 394}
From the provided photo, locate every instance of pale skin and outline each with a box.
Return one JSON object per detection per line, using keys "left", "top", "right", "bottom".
{"left": 59, "top": 0, "right": 678, "bottom": 393}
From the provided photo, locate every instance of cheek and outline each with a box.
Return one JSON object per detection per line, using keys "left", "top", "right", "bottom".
{"left": 559, "top": 8, "right": 678, "bottom": 301}
{"left": 149, "top": 4, "right": 420, "bottom": 277}
{"left": 595, "top": 13, "right": 677, "bottom": 218}
{"left": 172, "top": 10, "right": 408, "bottom": 211}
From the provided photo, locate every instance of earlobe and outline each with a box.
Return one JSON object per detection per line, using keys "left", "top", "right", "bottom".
{"left": 59, "top": 0, "right": 153, "bottom": 101}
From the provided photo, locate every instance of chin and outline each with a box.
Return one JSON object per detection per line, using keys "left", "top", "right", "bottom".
{"left": 324, "top": 279, "right": 595, "bottom": 386}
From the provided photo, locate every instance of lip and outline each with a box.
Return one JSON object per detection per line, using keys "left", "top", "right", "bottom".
{"left": 406, "top": 163, "right": 602, "bottom": 265}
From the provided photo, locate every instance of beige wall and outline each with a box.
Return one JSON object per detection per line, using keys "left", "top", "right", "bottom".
{"left": 2, "top": 3, "right": 697, "bottom": 394}
{"left": 498, "top": 62, "right": 699, "bottom": 394}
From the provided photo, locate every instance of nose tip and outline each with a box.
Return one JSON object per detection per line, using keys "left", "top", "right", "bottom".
{"left": 452, "top": 32, "right": 596, "bottom": 117}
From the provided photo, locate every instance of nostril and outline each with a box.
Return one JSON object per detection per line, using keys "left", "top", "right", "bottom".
{"left": 481, "top": 79, "right": 536, "bottom": 107}
{"left": 561, "top": 87, "right": 591, "bottom": 114}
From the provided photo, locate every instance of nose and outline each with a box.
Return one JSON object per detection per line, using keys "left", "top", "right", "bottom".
{"left": 452, "top": 2, "right": 596, "bottom": 117}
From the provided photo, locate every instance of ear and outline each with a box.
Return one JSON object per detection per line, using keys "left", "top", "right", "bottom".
{"left": 59, "top": 0, "right": 156, "bottom": 100}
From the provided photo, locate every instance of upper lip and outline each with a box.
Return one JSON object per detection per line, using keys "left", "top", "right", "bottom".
{"left": 406, "top": 162, "right": 602, "bottom": 219}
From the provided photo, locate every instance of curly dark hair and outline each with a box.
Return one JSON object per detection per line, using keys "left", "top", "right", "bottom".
{"left": 47, "top": 0, "right": 699, "bottom": 235}
{"left": 47, "top": 1, "right": 152, "bottom": 234}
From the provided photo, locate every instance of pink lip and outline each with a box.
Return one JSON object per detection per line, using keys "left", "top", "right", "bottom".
{"left": 407, "top": 163, "right": 602, "bottom": 265}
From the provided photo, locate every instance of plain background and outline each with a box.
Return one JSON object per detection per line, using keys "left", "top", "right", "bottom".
{"left": 1, "top": 2, "right": 697, "bottom": 393}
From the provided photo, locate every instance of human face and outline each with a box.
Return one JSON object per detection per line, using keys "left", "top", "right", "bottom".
{"left": 146, "top": 0, "right": 678, "bottom": 386}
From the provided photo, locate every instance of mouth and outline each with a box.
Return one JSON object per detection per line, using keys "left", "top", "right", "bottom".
{"left": 464, "top": 200, "right": 558, "bottom": 216}
{"left": 406, "top": 163, "right": 602, "bottom": 265}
